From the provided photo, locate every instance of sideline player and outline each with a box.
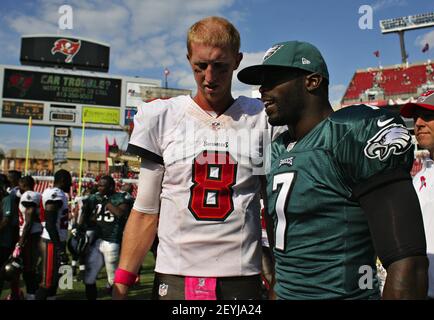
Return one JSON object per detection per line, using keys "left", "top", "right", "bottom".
{"left": 113, "top": 16, "right": 276, "bottom": 300}
{"left": 82, "top": 175, "right": 131, "bottom": 300}
{"left": 0, "top": 171, "right": 22, "bottom": 299}
{"left": 238, "top": 40, "right": 428, "bottom": 299}
{"left": 13, "top": 176, "right": 42, "bottom": 300}
{"left": 36, "top": 169, "right": 71, "bottom": 300}
{"left": 400, "top": 90, "right": 434, "bottom": 299}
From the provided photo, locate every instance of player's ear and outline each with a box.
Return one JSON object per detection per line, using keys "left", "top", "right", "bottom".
{"left": 233, "top": 52, "right": 243, "bottom": 70}
{"left": 305, "top": 73, "right": 322, "bottom": 92}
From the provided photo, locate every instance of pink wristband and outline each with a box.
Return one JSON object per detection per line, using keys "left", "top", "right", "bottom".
{"left": 114, "top": 268, "right": 137, "bottom": 287}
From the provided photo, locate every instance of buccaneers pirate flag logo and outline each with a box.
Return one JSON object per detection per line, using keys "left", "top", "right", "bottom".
{"left": 51, "top": 39, "right": 81, "bottom": 63}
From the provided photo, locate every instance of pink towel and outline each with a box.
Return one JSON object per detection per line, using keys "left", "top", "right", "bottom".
{"left": 185, "top": 276, "right": 217, "bottom": 300}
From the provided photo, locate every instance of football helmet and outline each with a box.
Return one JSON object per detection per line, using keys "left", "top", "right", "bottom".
{"left": 67, "top": 232, "right": 89, "bottom": 257}
{"left": 1, "top": 256, "right": 23, "bottom": 282}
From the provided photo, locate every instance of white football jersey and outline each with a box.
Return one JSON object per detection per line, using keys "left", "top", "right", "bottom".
{"left": 129, "top": 95, "right": 278, "bottom": 277}
{"left": 41, "top": 187, "right": 69, "bottom": 242}
{"left": 413, "top": 158, "right": 434, "bottom": 298}
{"left": 18, "top": 191, "right": 43, "bottom": 236}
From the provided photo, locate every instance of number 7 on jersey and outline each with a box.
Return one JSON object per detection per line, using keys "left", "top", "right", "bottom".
{"left": 272, "top": 172, "right": 296, "bottom": 251}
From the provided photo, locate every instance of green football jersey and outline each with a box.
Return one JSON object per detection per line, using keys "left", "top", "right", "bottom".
{"left": 266, "top": 104, "right": 414, "bottom": 300}
{"left": 86, "top": 192, "right": 132, "bottom": 243}
{"left": 0, "top": 195, "right": 15, "bottom": 248}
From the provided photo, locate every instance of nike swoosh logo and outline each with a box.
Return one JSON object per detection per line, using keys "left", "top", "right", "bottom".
{"left": 377, "top": 118, "right": 394, "bottom": 127}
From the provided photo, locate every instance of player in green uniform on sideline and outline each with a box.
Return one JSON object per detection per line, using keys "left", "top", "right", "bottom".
{"left": 238, "top": 41, "right": 428, "bottom": 299}
{"left": 79, "top": 175, "right": 132, "bottom": 300}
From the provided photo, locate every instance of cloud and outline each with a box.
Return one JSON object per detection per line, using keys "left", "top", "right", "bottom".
{"left": 329, "top": 84, "right": 347, "bottom": 108}
{"left": 416, "top": 30, "right": 434, "bottom": 52}
{"left": 71, "top": 130, "right": 129, "bottom": 152}
{"left": 371, "top": 0, "right": 407, "bottom": 11}
{"left": 0, "top": 0, "right": 243, "bottom": 91}
{"left": 232, "top": 51, "right": 265, "bottom": 97}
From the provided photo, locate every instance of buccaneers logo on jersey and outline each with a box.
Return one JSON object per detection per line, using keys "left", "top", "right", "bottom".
{"left": 51, "top": 39, "right": 81, "bottom": 63}
{"left": 364, "top": 123, "right": 412, "bottom": 161}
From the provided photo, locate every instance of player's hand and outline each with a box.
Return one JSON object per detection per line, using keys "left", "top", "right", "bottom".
{"left": 77, "top": 268, "right": 85, "bottom": 282}
{"left": 112, "top": 283, "right": 129, "bottom": 300}
{"left": 60, "top": 251, "right": 69, "bottom": 265}
{"left": 71, "top": 228, "right": 78, "bottom": 237}
{"left": 12, "top": 244, "right": 21, "bottom": 258}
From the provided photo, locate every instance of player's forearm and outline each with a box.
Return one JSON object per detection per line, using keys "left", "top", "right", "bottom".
{"left": 0, "top": 217, "right": 10, "bottom": 231}
{"left": 18, "top": 224, "right": 31, "bottom": 247}
{"left": 118, "top": 209, "right": 158, "bottom": 273}
{"left": 382, "top": 256, "right": 428, "bottom": 299}
{"left": 113, "top": 209, "right": 158, "bottom": 300}
{"left": 19, "top": 209, "right": 35, "bottom": 246}
{"left": 45, "top": 212, "right": 61, "bottom": 243}
{"left": 106, "top": 202, "right": 129, "bottom": 218}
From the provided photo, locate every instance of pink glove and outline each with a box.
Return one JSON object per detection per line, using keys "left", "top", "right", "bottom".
{"left": 12, "top": 245, "right": 21, "bottom": 258}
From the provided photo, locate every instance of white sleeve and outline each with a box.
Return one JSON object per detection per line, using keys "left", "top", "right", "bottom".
{"left": 20, "top": 191, "right": 40, "bottom": 205}
{"left": 126, "top": 100, "right": 166, "bottom": 164}
{"left": 42, "top": 188, "right": 63, "bottom": 208}
{"left": 133, "top": 159, "right": 164, "bottom": 214}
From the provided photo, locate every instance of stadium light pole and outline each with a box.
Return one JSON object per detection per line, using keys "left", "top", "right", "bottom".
{"left": 25, "top": 116, "right": 32, "bottom": 175}
{"left": 380, "top": 12, "right": 434, "bottom": 64}
{"left": 398, "top": 31, "right": 408, "bottom": 64}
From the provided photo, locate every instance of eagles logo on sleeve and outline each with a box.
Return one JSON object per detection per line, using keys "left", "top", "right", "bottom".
{"left": 364, "top": 122, "right": 412, "bottom": 161}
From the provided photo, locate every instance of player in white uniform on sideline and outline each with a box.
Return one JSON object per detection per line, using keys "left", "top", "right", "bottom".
{"left": 35, "top": 169, "right": 71, "bottom": 300}
{"left": 113, "top": 16, "right": 278, "bottom": 300}
{"left": 401, "top": 90, "right": 434, "bottom": 299}
{"left": 13, "top": 176, "right": 42, "bottom": 300}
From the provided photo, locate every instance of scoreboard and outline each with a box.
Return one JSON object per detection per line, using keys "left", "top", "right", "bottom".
{"left": 0, "top": 64, "right": 161, "bottom": 130}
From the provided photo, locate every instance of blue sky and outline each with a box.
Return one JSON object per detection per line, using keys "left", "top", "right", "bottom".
{"left": 0, "top": 0, "right": 433, "bottom": 153}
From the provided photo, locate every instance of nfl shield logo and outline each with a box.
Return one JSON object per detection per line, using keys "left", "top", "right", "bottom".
{"left": 198, "top": 278, "right": 205, "bottom": 287}
{"left": 211, "top": 122, "right": 221, "bottom": 130}
{"left": 159, "top": 283, "right": 168, "bottom": 297}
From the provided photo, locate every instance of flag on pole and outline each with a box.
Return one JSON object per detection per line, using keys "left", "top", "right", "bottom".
{"left": 373, "top": 50, "right": 380, "bottom": 58}
{"left": 422, "top": 43, "right": 430, "bottom": 53}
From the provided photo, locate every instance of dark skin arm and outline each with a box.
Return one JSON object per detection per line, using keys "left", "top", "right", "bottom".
{"left": 17, "top": 205, "right": 36, "bottom": 247}
{"left": 0, "top": 197, "right": 12, "bottom": 232}
{"left": 260, "top": 176, "right": 277, "bottom": 300}
{"left": 382, "top": 256, "right": 428, "bottom": 299}
{"left": 358, "top": 177, "right": 428, "bottom": 299}
{"left": 45, "top": 201, "right": 62, "bottom": 244}
{"left": 105, "top": 202, "right": 130, "bottom": 218}
{"left": 0, "top": 216, "right": 10, "bottom": 232}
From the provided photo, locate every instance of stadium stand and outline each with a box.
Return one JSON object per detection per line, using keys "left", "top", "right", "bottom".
{"left": 341, "top": 60, "right": 434, "bottom": 178}
{"left": 341, "top": 61, "right": 434, "bottom": 106}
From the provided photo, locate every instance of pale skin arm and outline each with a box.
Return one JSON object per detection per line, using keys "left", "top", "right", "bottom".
{"left": 112, "top": 209, "right": 158, "bottom": 300}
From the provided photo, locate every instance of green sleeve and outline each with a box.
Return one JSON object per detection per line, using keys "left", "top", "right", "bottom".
{"left": 2, "top": 196, "right": 12, "bottom": 218}
{"left": 333, "top": 108, "right": 414, "bottom": 192}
